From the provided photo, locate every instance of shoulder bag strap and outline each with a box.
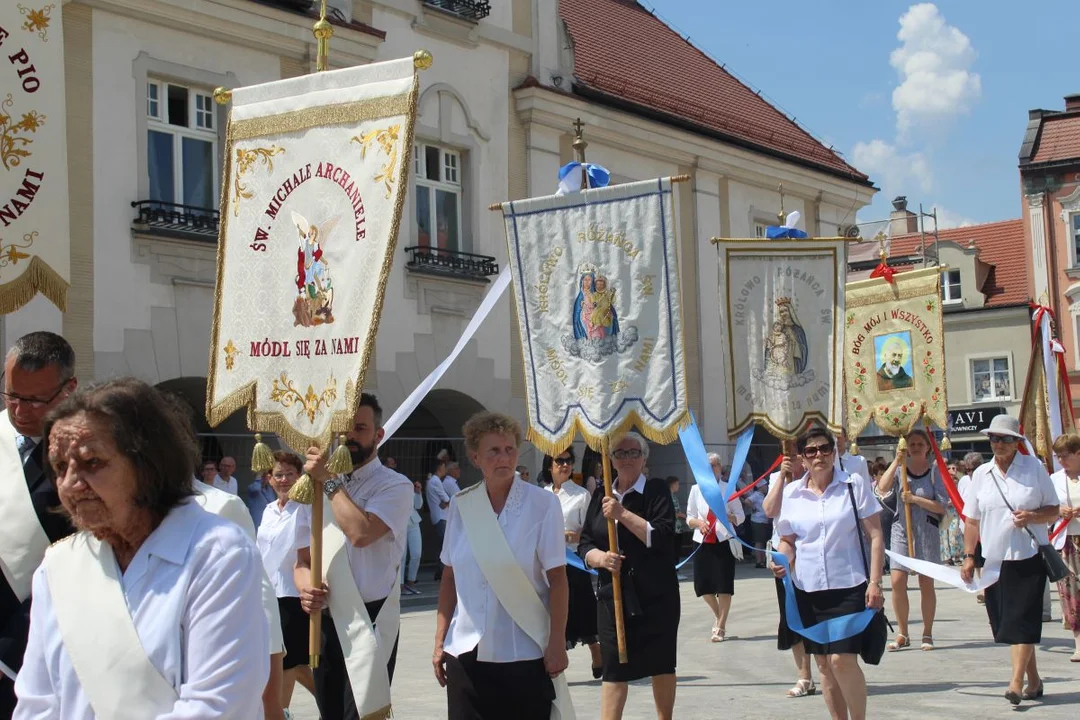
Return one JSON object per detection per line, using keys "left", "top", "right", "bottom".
{"left": 987, "top": 468, "right": 1040, "bottom": 548}
{"left": 846, "top": 481, "right": 871, "bottom": 580}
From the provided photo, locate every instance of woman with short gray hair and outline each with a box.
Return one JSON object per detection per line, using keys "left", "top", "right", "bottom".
{"left": 579, "top": 432, "right": 679, "bottom": 719}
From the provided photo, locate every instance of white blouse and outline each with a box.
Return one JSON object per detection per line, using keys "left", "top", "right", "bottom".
{"left": 687, "top": 483, "right": 744, "bottom": 544}
{"left": 962, "top": 455, "right": 1057, "bottom": 562}
{"left": 775, "top": 469, "right": 880, "bottom": 592}
{"left": 1050, "top": 470, "right": 1080, "bottom": 547}
{"left": 547, "top": 480, "right": 590, "bottom": 551}
{"left": 441, "top": 478, "right": 565, "bottom": 663}
{"left": 257, "top": 499, "right": 302, "bottom": 598}
{"left": 14, "top": 500, "right": 269, "bottom": 719}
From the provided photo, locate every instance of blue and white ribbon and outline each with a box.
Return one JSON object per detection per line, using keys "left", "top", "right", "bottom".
{"left": 566, "top": 547, "right": 598, "bottom": 576}
{"left": 678, "top": 416, "right": 878, "bottom": 643}
{"left": 556, "top": 161, "right": 611, "bottom": 195}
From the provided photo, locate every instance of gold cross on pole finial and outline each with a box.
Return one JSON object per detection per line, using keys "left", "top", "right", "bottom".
{"left": 873, "top": 230, "right": 889, "bottom": 262}
{"left": 777, "top": 183, "right": 786, "bottom": 225}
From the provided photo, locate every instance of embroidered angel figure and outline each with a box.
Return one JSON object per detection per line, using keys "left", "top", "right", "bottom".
{"left": 291, "top": 210, "right": 340, "bottom": 327}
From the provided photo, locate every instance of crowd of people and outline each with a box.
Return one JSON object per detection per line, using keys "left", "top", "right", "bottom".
{"left": 1, "top": 330, "right": 1078, "bottom": 719}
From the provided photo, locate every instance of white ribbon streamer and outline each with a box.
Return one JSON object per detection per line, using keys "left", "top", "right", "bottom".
{"left": 1036, "top": 308, "right": 1064, "bottom": 472}
{"left": 885, "top": 550, "right": 1001, "bottom": 593}
{"left": 379, "top": 266, "right": 512, "bottom": 444}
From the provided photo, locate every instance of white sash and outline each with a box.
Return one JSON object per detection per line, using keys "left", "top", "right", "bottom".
{"left": 456, "top": 485, "right": 576, "bottom": 720}
{"left": 43, "top": 534, "right": 179, "bottom": 718}
{"left": 320, "top": 495, "right": 398, "bottom": 720}
{"left": 0, "top": 414, "right": 49, "bottom": 602}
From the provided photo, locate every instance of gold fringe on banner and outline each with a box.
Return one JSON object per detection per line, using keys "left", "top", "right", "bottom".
{"left": 525, "top": 409, "right": 690, "bottom": 459}
{"left": 0, "top": 256, "right": 69, "bottom": 314}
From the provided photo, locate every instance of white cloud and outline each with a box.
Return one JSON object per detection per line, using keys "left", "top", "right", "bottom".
{"left": 929, "top": 206, "right": 976, "bottom": 229}
{"left": 890, "top": 3, "right": 982, "bottom": 136}
{"left": 852, "top": 139, "right": 933, "bottom": 196}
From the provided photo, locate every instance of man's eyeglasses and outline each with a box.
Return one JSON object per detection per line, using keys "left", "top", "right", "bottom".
{"left": 552, "top": 457, "right": 574, "bottom": 466}
{"left": 802, "top": 444, "right": 835, "bottom": 458}
{"left": 0, "top": 374, "right": 72, "bottom": 410}
{"left": 987, "top": 434, "right": 1018, "bottom": 444}
{"left": 612, "top": 449, "right": 643, "bottom": 460}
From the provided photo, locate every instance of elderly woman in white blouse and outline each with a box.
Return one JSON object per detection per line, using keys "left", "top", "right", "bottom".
{"left": 546, "top": 446, "right": 603, "bottom": 677}
{"left": 773, "top": 427, "right": 885, "bottom": 720}
{"left": 960, "top": 415, "right": 1060, "bottom": 705}
{"left": 686, "top": 452, "right": 745, "bottom": 642}
{"left": 256, "top": 451, "right": 315, "bottom": 712}
{"left": 15, "top": 379, "right": 268, "bottom": 719}
{"left": 432, "top": 412, "right": 570, "bottom": 720}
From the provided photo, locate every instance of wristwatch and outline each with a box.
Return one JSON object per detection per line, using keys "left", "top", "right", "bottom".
{"left": 868, "top": 579, "right": 882, "bottom": 587}
{"left": 323, "top": 476, "right": 345, "bottom": 498}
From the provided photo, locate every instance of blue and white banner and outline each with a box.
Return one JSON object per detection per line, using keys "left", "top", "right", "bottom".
{"left": 501, "top": 178, "right": 688, "bottom": 454}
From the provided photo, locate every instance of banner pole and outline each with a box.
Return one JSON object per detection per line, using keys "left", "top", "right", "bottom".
{"left": 309, "top": 482, "right": 324, "bottom": 667}
{"left": 897, "top": 437, "right": 915, "bottom": 559}
{"left": 602, "top": 436, "right": 629, "bottom": 664}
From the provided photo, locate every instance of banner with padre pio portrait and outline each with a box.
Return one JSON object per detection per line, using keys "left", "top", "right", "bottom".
{"left": 502, "top": 178, "right": 688, "bottom": 455}
{"left": 207, "top": 57, "right": 419, "bottom": 450}
{"left": 716, "top": 239, "right": 846, "bottom": 439}
{"left": 843, "top": 267, "right": 947, "bottom": 438}
{"left": 0, "top": 5, "right": 70, "bottom": 313}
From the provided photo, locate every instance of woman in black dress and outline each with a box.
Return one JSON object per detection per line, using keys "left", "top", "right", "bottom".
{"left": 579, "top": 432, "right": 679, "bottom": 720}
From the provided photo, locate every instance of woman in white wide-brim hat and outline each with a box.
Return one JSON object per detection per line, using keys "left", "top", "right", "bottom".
{"left": 960, "top": 414, "right": 1060, "bottom": 706}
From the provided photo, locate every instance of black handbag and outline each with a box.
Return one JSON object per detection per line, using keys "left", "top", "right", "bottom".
{"left": 596, "top": 566, "right": 644, "bottom": 619}
{"left": 846, "top": 482, "right": 889, "bottom": 665}
{"left": 988, "top": 469, "right": 1070, "bottom": 583}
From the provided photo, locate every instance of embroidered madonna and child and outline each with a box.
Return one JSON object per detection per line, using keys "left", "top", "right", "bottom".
{"left": 562, "top": 263, "right": 639, "bottom": 362}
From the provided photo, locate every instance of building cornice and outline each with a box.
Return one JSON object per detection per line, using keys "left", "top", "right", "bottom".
{"left": 71, "top": 0, "right": 383, "bottom": 66}
{"left": 513, "top": 86, "right": 873, "bottom": 211}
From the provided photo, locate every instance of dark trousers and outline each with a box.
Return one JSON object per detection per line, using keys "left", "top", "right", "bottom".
{"left": 313, "top": 599, "right": 400, "bottom": 720}
{"left": 0, "top": 676, "right": 14, "bottom": 719}
{"left": 433, "top": 519, "right": 447, "bottom": 581}
{"left": 445, "top": 649, "right": 554, "bottom": 720}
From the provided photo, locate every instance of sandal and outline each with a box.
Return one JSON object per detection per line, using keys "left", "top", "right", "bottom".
{"left": 920, "top": 635, "right": 935, "bottom": 651}
{"left": 786, "top": 679, "right": 816, "bottom": 698}
{"left": 1070, "top": 651, "right": 1080, "bottom": 663}
{"left": 711, "top": 626, "right": 726, "bottom": 643}
{"left": 887, "top": 634, "right": 910, "bottom": 652}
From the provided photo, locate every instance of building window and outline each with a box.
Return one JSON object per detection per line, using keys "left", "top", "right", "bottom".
{"left": 146, "top": 79, "right": 217, "bottom": 209}
{"left": 414, "top": 142, "right": 462, "bottom": 251}
{"left": 753, "top": 221, "right": 770, "bottom": 238}
{"left": 972, "top": 357, "right": 1011, "bottom": 402}
{"left": 1072, "top": 214, "right": 1080, "bottom": 267}
{"left": 941, "top": 269, "right": 962, "bottom": 304}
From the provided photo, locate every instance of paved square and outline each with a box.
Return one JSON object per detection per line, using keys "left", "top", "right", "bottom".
{"left": 288, "top": 569, "right": 1078, "bottom": 718}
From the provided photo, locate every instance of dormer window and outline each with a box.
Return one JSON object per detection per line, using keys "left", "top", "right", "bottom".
{"left": 941, "top": 269, "right": 961, "bottom": 305}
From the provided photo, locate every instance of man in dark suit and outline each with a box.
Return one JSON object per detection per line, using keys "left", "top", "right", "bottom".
{"left": 0, "top": 332, "right": 78, "bottom": 716}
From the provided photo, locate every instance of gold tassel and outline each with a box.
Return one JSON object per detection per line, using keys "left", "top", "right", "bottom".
{"left": 849, "top": 441, "right": 859, "bottom": 455}
{"left": 940, "top": 436, "right": 952, "bottom": 451}
{"left": 288, "top": 473, "right": 316, "bottom": 505}
{"left": 896, "top": 436, "right": 908, "bottom": 452}
{"left": 251, "top": 434, "right": 275, "bottom": 474}
{"left": 326, "top": 435, "right": 353, "bottom": 475}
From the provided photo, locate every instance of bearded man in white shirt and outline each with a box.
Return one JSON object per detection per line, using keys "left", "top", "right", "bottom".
{"left": 295, "top": 393, "right": 413, "bottom": 720}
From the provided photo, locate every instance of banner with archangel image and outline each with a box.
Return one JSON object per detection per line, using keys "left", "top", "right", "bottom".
{"left": 717, "top": 239, "right": 846, "bottom": 439}
{"left": 502, "top": 178, "right": 688, "bottom": 454}
{"left": 844, "top": 267, "right": 948, "bottom": 438}
{"left": 207, "top": 57, "right": 419, "bottom": 450}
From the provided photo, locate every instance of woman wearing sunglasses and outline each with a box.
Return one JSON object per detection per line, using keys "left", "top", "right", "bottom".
{"left": 774, "top": 427, "right": 885, "bottom": 720}
{"left": 876, "top": 429, "right": 949, "bottom": 652}
{"left": 579, "top": 432, "right": 679, "bottom": 720}
{"left": 544, "top": 447, "right": 603, "bottom": 678}
{"left": 961, "top": 415, "right": 1061, "bottom": 705}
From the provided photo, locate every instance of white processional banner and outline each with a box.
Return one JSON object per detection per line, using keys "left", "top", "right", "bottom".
{"left": 502, "top": 178, "right": 688, "bottom": 454}
{"left": 0, "top": 5, "right": 70, "bottom": 313}
{"left": 717, "top": 239, "right": 846, "bottom": 439}
{"left": 208, "top": 57, "right": 418, "bottom": 449}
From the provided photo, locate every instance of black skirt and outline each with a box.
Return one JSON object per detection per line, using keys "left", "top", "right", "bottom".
{"left": 985, "top": 555, "right": 1046, "bottom": 645}
{"left": 597, "top": 578, "right": 680, "bottom": 682}
{"left": 277, "top": 596, "right": 311, "bottom": 670}
{"left": 751, "top": 521, "right": 773, "bottom": 545}
{"left": 445, "top": 649, "right": 554, "bottom": 720}
{"left": 775, "top": 578, "right": 802, "bottom": 651}
{"left": 693, "top": 541, "right": 735, "bottom": 597}
{"left": 794, "top": 583, "right": 871, "bottom": 656}
{"left": 566, "top": 563, "right": 598, "bottom": 648}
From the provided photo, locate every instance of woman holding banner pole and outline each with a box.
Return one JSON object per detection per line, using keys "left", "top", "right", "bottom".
{"left": 774, "top": 427, "right": 885, "bottom": 720}
{"left": 876, "top": 429, "right": 948, "bottom": 651}
{"left": 1050, "top": 434, "right": 1080, "bottom": 662}
{"left": 960, "top": 415, "right": 1059, "bottom": 705}
{"left": 580, "top": 432, "right": 679, "bottom": 720}
{"left": 687, "top": 453, "right": 744, "bottom": 642}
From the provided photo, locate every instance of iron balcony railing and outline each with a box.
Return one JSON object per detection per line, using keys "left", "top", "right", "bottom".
{"left": 423, "top": 0, "right": 491, "bottom": 22}
{"left": 404, "top": 245, "right": 498, "bottom": 280}
{"left": 131, "top": 200, "right": 219, "bottom": 242}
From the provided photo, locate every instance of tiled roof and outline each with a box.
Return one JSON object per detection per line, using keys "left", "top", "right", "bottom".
{"left": 1030, "top": 113, "right": 1080, "bottom": 165}
{"left": 558, "top": 0, "right": 870, "bottom": 185}
{"left": 885, "top": 219, "right": 1029, "bottom": 308}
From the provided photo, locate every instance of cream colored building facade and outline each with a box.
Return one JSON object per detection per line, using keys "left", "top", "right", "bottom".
{"left": 5, "top": 0, "right": 874, "bottom": 475}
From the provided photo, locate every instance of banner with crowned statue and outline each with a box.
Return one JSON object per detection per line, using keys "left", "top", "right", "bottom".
{"left": 716, "top": 237, "right": 846, "bottom": 438}
{"left": 207, "top": 56, "right": 421, "bottom": 449}
{"left": 501, "top": 178, "right": 689, "bottom": 454}
{"left": 843, "top": 267, "right": 947, "bottom": 438}
{"left": 0, "top": 4, "right": 70, "bottom": 313}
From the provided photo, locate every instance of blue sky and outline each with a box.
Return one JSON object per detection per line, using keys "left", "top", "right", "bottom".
{"left": 644, "top": 0, "right": 1074, "bottom": 229}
